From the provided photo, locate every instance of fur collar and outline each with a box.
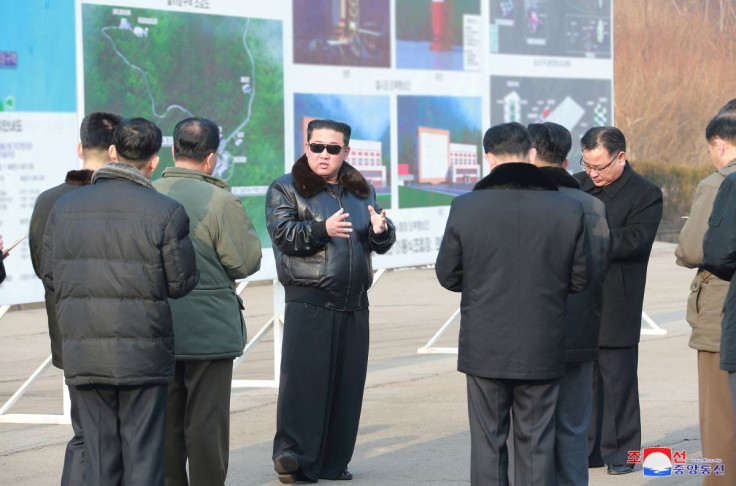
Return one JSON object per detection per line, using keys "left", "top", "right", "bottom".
{"left": 292, "top": 155, "right": 371, "bottom": 198}
{"left": 474, "top": 163, "right": 558, "bottom": 191}
{"left": 92, "top": 162, "right": 153, "bottom": 189}
{"left": 65, "top": 169, "right": 95, "bottom": 186}
{"left": 538, "top": 166, "right": 581, "bottom": 189}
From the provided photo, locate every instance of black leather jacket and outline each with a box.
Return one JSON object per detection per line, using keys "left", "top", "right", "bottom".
{"left": 266, "top": 156, "right": 395, "bottom": 311}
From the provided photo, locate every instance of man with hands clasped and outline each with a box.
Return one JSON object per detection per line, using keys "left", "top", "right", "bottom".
{"left": 266, "top": 119, "right": 395, "bottom": 484}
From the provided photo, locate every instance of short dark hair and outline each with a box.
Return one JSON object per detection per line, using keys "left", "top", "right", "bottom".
{"left": 580, "top": 126, "right": 626, "bottom": 155}
{"left": 80, "top": 112, "right": 123, "bottom": 150}
{"left": 528, "top": 122, "right": 571, "bottom": 165}
{"left": 706, "top": 113, "right": 736, "bottom": 144}
{"left": 482, "top": 122, "right": 531, "bottom": 157}
{"left": 173, "top": 117, "right": 220, "bottom": 161}
{"left": 719, "top": 98, "right": 736, "bottom": 115}
{"left": 112, "top": 118, "right": 162, "bottom": 166}
{"left": 307, "top": 119, "right": 351, "bottom": 146}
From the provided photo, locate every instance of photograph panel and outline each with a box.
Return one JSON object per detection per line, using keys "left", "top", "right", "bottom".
{"left": 397, "top": 95, "right": 483, "bottom": 208}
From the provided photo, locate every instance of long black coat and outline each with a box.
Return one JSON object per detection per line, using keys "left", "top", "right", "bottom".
{"left": 702, "top": 172, "right": 736, "bottom": 371}
{"left": 540, "top": 167, "right": 611, "bottom": 362}
{"left": 436, "top": 163, "right": 589, "bottom": 380}
{"left": 575, "top": 162, "right": 663, "bottom": 347}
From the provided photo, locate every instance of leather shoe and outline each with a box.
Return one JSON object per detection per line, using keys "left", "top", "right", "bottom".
{"left": 274, "top": 453, "right": 299, "bottom": 484}
{"left": 337, "top": 469, "right": 353, "bottom": 480}
{"left": 607, "top": 464, "right": 634, "bottom": 475}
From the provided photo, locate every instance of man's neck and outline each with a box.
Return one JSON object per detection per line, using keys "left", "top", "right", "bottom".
{"left": 175, "top": 159, "right": 210, "bottom": 174}
{"left": 534, "top": 160, "right": 563, "bottom": 168}
{"left": 82, "top": 157, "right": 110, "bottom": 172}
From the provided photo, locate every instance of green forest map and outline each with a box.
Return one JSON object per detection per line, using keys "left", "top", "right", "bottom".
{"left": 82, "top": 5, "right": 284, "bottom": 244}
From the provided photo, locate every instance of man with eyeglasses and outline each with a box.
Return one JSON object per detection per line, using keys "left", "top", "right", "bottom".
{"left": 266, "top": 118, "right": 395, "bottom": 484}
{"left": 573, "top": 126, "right": 663, "bottom": 475}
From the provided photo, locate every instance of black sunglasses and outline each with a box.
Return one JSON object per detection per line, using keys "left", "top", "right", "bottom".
{"left": 309, "top": 143, "right": 343, "bottom": 155}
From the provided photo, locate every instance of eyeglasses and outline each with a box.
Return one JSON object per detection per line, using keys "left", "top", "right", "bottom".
{"left": 309, "top": 143, "right": 343, "bottom": 155}
{"left": 580, "top": 151, "right": 621, "bottom": 173}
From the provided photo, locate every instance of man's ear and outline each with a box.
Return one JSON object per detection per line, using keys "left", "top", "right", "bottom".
{"left": 141, "top": 155, "right": 160, "bottom": 178}
{"left": 205, "top": 152, "right": 217, "bottom": 175}
{"left": 77, "top": 142, "right": 84, "bottom": 160}
{"left": 528, "top": 147, "right": 538, "bottom": 165}
{"left": 562, "top": 158, "right": 569, "bottom": 169}
{"left": 150, "top": 154, "right": 160, "bottom": 173}
{"left": 171, "top": 146, "right": 176, "bottom": 161}
{"left": 483, "top": 152, "right": 497, "bottom": 169}
{"left": 109, "top": 145, "right": 118, "bottom": 162}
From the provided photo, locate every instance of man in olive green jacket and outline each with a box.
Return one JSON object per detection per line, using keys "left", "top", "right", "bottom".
{"left": 675, "top": 109, "right": 736, "bottom": 482}
{"left": 154, "top": 117, "right": 262, "bottom": 486}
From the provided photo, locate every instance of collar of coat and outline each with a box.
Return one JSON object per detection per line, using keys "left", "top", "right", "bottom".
{"left": 473, "top": 162, "right": 558, "bottom": 191}
{"left": 91, "top": 162, "right": 153, "bottom": 189}
{"left": 161, "top": 166, "right": 230, "bottom": 190}
{"left": 291, "top": 154, "right": 371, "bottom": 199}
{"left": 538, "top": 166, "right": 581, "bottom": 189}
{"left": 578, "top": 161, "right": 634, "bottom": 198}
{"left": 65, "top": 169, "right": 94, "bottom": 186}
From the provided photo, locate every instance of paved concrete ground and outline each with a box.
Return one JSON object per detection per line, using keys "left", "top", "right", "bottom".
{"left": 0, "top": 242, "right": 710, "bottom": 485}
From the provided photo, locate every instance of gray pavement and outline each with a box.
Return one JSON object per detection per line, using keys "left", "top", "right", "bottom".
{"left": 0, "top": 242, "right": 709, "bottom": 485}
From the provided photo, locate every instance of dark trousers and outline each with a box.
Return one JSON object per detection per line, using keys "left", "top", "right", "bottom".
{"left": 273, "top": 303, "right": 369, "bottom": 482}
{"left": 164, "top": 359, "right": 234, "bottom": 486}
{"left": 555, "top": 361, "right": 593, "bottom": 486}
{"left": 75, "top": 383, "right": 167, "bottom": 486}
{"left": 61, "top": 384, "right": 85, "bottom": 486}
{"left": 466, "top": 374, "right": 559, "bottom": 486}
{"left": 588, "top": 345, "right": 641, "bottom": 466}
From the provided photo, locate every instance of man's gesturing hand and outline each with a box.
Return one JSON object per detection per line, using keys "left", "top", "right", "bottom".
{"left": 368, "top": 205, "right": 387, "bottom": 234}
{"left": 326, "top": 208, "right": 352, "bottom": 238}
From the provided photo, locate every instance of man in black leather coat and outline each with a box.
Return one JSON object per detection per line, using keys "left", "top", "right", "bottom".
{"left": 266, "top": 119, "right": 395, "bottom": 484}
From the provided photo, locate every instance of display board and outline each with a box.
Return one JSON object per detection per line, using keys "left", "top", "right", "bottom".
{"left": 0, "top": 0, "right": 613, "bottom": 305}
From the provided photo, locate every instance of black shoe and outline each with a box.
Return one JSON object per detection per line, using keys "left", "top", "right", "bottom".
{"left": 274, "top": 453, "right": 299, "bottom": 484}
{"left": 337, "top": 469, "right": 353, "bottom": 480}
{"left": 607, "top": 464, "right": 634, "bottom": 475}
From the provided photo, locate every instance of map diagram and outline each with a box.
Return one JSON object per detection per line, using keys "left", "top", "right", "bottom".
{"left": 490, "top": 0, "right": 611, "bottom": 58}
{"left": 491, "top": 75, "right": 612, "bottom": 161}
{"left": 81, "top": 4, "right": 284, "bottom": 194}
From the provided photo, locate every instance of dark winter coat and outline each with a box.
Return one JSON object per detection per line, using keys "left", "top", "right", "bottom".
{"left": 154, "top": 167, "right": 262, "bottom": 360}
{"left": 436, "top": 163, "right": 589, "bottom": 380}
{"left": 702, "top": 172, "right": 736, "bottom": 371}
{"left": 540, "top": 166, "right": 611, "bottom": 362}
{"left": 266, "top": 156, "right": 395, "bottom": 311}
{"left": 575, "top": 162, "right": 663, "bottom": 347}
{"left": 28, "top": 169, "right": 94, "bottom": 369}
{"left": 41, "top": 163, "right": 199, "bottom": 386}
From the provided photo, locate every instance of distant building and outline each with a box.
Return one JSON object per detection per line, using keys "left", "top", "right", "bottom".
{"left": 449, "top": 143, "right": 480, "bottom": 184}
{"left": 349, "top": 139, "right": 386, "bottom": 187}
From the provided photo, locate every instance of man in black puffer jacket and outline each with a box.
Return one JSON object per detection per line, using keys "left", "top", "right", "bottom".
{"left": 266, "top": 119, "right": 395, "bottom": 484}
{"left": 41, "top": 117, "right": 199, "bottom": 486}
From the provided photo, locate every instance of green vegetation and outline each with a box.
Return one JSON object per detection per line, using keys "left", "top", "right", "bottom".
{"left": 399, "top": 186, "right": 455, "bottom": 208}
{"left": 82, "top": 5, "right": 284, "bottom": 188}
